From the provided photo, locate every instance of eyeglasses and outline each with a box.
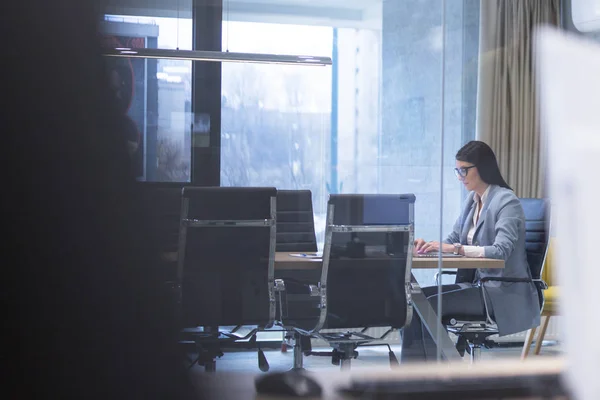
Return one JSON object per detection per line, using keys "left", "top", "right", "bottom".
{"left": 454, "top": 165, "right": 476, "bottom": 178}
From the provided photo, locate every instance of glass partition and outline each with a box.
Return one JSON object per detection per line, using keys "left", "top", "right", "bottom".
{"left": 217, "top": 0, "right": 558, "bottom": 368}
{"left": 219, "top": 0, "right": 480, "bottom": 364}
{"left": 100, "top": 0, "right": 561, "bottom": 374}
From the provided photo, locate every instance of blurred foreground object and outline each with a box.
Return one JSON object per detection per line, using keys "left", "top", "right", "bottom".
{"left": 537, "top": 26, "right": 600, "bottom": 400}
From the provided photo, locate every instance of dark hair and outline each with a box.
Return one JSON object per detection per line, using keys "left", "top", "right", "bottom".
{"left": 456, "top": 141, "right": 512, "bottom": 190}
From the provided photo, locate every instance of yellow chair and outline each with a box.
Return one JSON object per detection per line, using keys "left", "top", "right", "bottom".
{"left": 522, "top": 238, "right": 558, "bottom": 358}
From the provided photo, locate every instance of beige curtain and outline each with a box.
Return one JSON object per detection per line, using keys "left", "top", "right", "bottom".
{"left": 476, "top": 0, "right": 560, "bottom": 198}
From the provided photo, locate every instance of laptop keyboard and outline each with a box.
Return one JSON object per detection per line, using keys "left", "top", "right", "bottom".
{"left": 413, "top": 252, "right": 464, "bottom": 258}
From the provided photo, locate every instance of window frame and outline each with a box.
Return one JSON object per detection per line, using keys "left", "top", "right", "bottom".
{"left": 190, "top": 0, "right": 223, "bottom": 186}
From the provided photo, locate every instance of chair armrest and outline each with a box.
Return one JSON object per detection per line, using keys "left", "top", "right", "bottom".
{"left": 474, "top": 277, "right": 533, "bottom": 326}
{"left": 479, "top": 277, "right": 548, "bottom": 288}
{"left": 477, "top": 277, "right": 548, "bottom": 324}
{"left": 307, "top": 284, "right": 320, "bottom": 296}
{"left": 274, "top": 279, "right": 285, "bottom": 292}
{"left": 275, "top": 278, "right": 320, "bottom": 296}
{"left": 434, "top": 270, "right": 457, "bottom": 286}
{"left": 479, "top": 277, "right": 532, "bottom": 284}
{"left": 533, "top": 279, "right": 549, "bottom": 290}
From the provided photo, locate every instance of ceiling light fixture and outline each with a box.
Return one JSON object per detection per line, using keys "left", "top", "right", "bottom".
{"left": 102, "top": 47, "right": 332, "bottom": 66}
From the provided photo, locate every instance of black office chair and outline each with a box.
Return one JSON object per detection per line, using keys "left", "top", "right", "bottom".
{"left": 442, "top": 198, "right": 549, "bottom": 362}
{"left": 280, "top": 194, "right": 416, "bottom": 370}
{"left": 274, "top": 190, "right": 319, "bottom": 352}
{"left": 137, "top": 183, "right": 185, "bottom": 279}
{"left": 276, "top": 190, "right": 318, "bottom": 253}
{"left": 176, "top": 187, "right": 280, "bottom": 372}
{"left": 135, "top": 182, "right": 187, "bottom": 323}
{"left": 521, "top": 198, "right": 550, "bottom": 307}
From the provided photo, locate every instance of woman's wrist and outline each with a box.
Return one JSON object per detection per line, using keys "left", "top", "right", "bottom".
{"left": 442, "top": 243, "right": 455, "bottom": 253}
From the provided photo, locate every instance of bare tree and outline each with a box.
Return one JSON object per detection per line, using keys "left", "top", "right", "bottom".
{"left": 156, "top": 137, "right": 190, "bottom": 182}
{"left": 285, "top": 72, "right": 310, "bottom": 189}
{"left": 221, "top": 64, "right": 267, "bottom": 186}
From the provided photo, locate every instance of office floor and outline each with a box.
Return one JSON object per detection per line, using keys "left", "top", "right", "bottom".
{"left": 188, "top": 341, "right": 562, "bottom": 373}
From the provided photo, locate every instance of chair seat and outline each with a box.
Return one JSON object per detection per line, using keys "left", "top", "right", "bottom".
{"left": 442, "top": 313, "right": 487, "bottom": 325}
{"left": 542, "top": 286, "right": 559, "bottom": 315}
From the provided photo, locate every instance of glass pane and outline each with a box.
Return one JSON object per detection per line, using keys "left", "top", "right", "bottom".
{"left": 389, "top": 0, "right": 553, "bottom": 367}
{"left": 439, "top": 0, "right": 559, "bottom": 367}
{"left": 220, "top": 0, "right": 483, "bottom": 364}
{"left": 221, "top": 22, "right": 332, "bottom": 245}
{"left": 100, "top": 11, "right": 192, "bottom": 182}
{"left": 220, "top": 1, "right": 477, "bottom": 266}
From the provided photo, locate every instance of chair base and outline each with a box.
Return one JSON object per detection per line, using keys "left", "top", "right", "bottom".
{"left": 181, "top": 326, "right": 273, "bottom": 372}
{"left": 187, "top": 347, "right": 223, "bottom": 372}
{"left": 447, "top": 322, "right": 498, "bottom": 363}
{"left": 292, "top": 332, "right": 309, "bottom": 370}
{"left": 293, "top": 329, "right": 398, "bottom": 371}
{"left": 305, "top": 343, "right": 359, "bottom": 370}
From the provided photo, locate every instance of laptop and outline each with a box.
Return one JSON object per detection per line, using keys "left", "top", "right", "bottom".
{"left": 413, "top": 251, "right": 464, "bottom": 258}
{"left": 288, "top": 252, "right": 322, "bottom": 259}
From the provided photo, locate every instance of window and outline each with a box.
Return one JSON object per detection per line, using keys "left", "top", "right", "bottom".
{"left": 221, "top": 22, "right": 332, "bottom": 239}
{"left": 100, "top": 14, "right": 193, "bottom": 182}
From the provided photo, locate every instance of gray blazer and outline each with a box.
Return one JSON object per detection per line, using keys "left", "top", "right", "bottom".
{"left": 444, "top": 185, "right": 541, "bottom": 336}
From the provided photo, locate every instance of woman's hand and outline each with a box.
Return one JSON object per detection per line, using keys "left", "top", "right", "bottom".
{"left": 417, "top": 241, "right": 455, "bottom": 254}
{"left": 414, "top": 238, "right": 427, "bottom": 253}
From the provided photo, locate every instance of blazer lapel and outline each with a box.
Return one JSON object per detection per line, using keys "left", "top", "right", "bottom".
{"left": 460, "top": 196, "right": 476, "bottom": 244}
{"left": 473, "top": 185, "right": 499, "bottom": 240}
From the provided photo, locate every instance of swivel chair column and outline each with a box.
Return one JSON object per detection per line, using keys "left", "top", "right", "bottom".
{"left": 292, "top": 332, "right": 304, "bottom": 371}
{"left": 469, "top": 343, "right": 482, "bottom": 363}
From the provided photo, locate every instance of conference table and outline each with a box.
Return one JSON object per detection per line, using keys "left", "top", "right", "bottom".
{"left": 163, "top": 251, "right": 503, "bottom": 271}
{"left": 164, "top": 250, "right": 504, "bottom": 362}
{"left": 275, "top": 251, "right": 504, "bottom": 270}
{"left": 274, "top": 251, "right": 504, "bottom": 362}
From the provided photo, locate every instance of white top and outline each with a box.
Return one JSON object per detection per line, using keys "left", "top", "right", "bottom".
{"left": 463, "top": 185, "right": 491, "bottom": 258}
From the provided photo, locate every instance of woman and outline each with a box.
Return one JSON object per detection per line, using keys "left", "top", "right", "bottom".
{"left": 402, "top": 141, "right": 541, "bottom": 360}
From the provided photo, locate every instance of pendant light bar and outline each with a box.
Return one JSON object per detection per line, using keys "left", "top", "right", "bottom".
{"left": 102, "top": 47, "right": 332, "bottom": 66}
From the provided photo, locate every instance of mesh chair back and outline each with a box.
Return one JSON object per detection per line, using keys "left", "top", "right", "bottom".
{"left": 276, "top": 190, "right": 318, "bottom": 253}
{"left": 317, "top": 194, "right": 415, "bottom": 330}
{"left": 520, "top": 198, "right": 550, "bottom": 280}
{"left": 178, "top": 187, "right": 277, "bottom": 328}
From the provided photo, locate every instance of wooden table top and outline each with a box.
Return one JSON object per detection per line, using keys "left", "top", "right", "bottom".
{"left": 275, "top": 252, "right": 504, "bottom": 270}
{"left": 161, "top": 251, "right": 504, "bottom": 270}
